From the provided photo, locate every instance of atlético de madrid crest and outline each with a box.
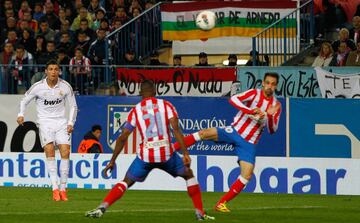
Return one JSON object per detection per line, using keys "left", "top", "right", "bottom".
{"left": 107, "top": 104, "right": 133, "bottom": 149}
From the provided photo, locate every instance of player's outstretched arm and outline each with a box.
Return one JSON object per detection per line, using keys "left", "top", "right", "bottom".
{"left": 104, "top": 127, "right": 132, "bottom": 177}
{"left": 170, "top": 117, "right": 191, "bottom": 166}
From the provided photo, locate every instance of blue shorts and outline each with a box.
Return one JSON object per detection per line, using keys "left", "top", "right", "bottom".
{"left": 126, "top": 152, "right": 187, "bottom": 182}
{"left": 216, "top": 126, "right": 256, "bottom": 164}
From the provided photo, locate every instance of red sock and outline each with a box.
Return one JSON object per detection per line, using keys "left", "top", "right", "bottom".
{"left": 218, "top": 179, "right": 246, "bottom": 204}
{"left": 103, "top": 182, "right": 127, "bottom": 207}
{"left": 187, "top": 184, "right": 204, "bottom": 215}
{"left": 174, "top": 134, "right": 197, "bottom": 151}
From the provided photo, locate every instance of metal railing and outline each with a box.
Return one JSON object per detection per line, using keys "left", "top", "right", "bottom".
{"left": 107, "top": 2, "right": 163, "bottom": 64}
{"left": 251, "top": 0, "right": 314, "bottom": 66}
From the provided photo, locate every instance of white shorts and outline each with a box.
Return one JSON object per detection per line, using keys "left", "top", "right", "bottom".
{"left": 37, "top": 119, "right": 70, "bottom": 148}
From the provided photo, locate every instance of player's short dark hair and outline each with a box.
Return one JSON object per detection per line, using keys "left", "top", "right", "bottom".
{"left": 46, "top": 59, "right": 60, "bottom": 69}
{"left": 264, "top": 72, "right": 279, "bottom": 83}
{"left": 92, "top": 125, "right": 102, "bottom": 132}
{"left": 140, "top": 79, "right": 155, "bottom": 91}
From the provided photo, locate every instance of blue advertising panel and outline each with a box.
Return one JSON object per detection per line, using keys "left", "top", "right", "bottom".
{"left": 289, "top": 99, "right": 360, "bottom": 158}
{"left": 73, "top": 96, "right": 286, "bottom": 157}
{"left": 237, "top": 67, "right": 360, "bottom": 98}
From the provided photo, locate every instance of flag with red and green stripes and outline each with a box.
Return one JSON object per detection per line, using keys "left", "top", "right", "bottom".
{"left": 161, "top": 1, "right": 297, "bottom": 41}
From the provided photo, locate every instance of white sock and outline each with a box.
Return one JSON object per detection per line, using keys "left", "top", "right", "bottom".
{"left": 239, "top": 175, "right": 249, "bottom": 185}
{"left": 60, "top": 159, "right": 69, "bottom": 191}
{"left": 46, "top": 157, "right": 58, "bottom": 190}
{"left": 193, "top": 132, "right": 201, "bottom": 141}
{"left": 186, "top": 177, "right": 199, "bottom": 187}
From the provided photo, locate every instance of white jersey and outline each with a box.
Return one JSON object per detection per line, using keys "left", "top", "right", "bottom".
{"left": 18, "top": 78, "right": 78, "bottom": 126}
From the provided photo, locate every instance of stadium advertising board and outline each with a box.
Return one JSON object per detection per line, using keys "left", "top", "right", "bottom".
{"left": 116, "top": 68, "right": 236, "bottom": 97}
{"left": 73, "top": 96, "right": 286, "bottom": 157}
{"left": 237, "top": 67, "right": 360, "bottom": 98}
{"left": 1, "top": 153, "right": 359, "bottom": 195}
{"left": 315, "top": 67, "right": 360, "bottom": 98}
{"left": 290, "top": 99, "right": 360, "bottom": 158}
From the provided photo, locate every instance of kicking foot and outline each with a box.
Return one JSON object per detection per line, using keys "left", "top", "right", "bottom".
{"left": 215, "top": 202, "right": 230, "bottom": 212}
{"left": 85, "top": 207, "right": 106, "bottom": 218}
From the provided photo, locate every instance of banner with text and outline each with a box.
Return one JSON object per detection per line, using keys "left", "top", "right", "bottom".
{"left": 116, "top": 68, "right": 236, "bottom": 96}
{"left": 161, "top": 1, "right": 296, "bottom": 41}
{"left": 237, "top": 67, "right": 360, "bottom": 98}
{"left": 315, "top": 67, "right": 360, "bottom": 98}
{"left": 1, "top": 153, "right": 359, "bottom": 195}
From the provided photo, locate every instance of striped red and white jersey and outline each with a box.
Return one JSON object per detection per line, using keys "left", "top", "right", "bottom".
{"left": 229, "top": 89, "right": 281, "bottom": 144}
{"left": 127, "top": 97, "right": 178, "bottom": 163}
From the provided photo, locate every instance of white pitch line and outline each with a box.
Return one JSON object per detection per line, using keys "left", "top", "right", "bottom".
{"left": 0, "top": 206, "right": 326, "bottom": 216}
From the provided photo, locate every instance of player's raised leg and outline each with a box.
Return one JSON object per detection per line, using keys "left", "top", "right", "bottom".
{"left": 173, "top": 128, "right": 219, "bottom": 151}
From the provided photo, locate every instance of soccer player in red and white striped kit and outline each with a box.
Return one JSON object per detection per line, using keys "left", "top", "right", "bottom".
{"left": 86, "top": 80, "right": 214, "bottom": 220}
{"left": 173, "top": 72, "right": 282, "bottom": 212}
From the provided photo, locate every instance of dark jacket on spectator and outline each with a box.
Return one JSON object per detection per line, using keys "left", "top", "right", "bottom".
{"left": 332, "top": 39, "right": 356, "bottom": 52}
{"left": 88, "top": 39, "right": 107, "bottom": 65}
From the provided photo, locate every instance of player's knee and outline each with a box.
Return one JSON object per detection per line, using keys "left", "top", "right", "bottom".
{"left": 182, "top": 167, "right": 194, "bottom": 179}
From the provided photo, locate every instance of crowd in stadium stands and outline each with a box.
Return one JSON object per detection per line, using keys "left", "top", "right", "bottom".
{"left": 0, "top": 0, "right": 160, "bottom": 94}
{"left": 1, "top": 0, "right": 360, "bottom": 95}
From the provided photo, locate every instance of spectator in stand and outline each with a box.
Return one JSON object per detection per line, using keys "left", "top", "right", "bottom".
{"left": 93, "top": 9, "right": 107, "bottom": 30}
{"left": 173, "top": 55, "right": 183, "bottom": 66}
{"left": 57, "top": 32, "right": 75, "bottom": 58}
{"left": 88, "top": 28, "right": 109, "bottom": 88}
{"left": 33, "top": 3, "right": 45, "bottom": 22}
{"left": 3, "top": 30, "right": 19, "bottom": 47}
{"left": 58, "top": 8, "right": 68, "bottom": 26}
{"left": 245, "top": 50, "right": 270, "bottom": 66}
{"left": 77, "top": 125, "right": 103, "bottom": 153}
{"left": 330, "top": 42, "right": 350, "bottom": 66}
{"left": 0, "top": 0, "right": 16, "bottom": 19}
{"left": 195, "top": 52, "right": 211, "bottom": 66}
{"left": 55, "top": 19, "right": 75, "bottom": 46}
{"left": 37, "top": 20, "right": 55, "bottom": 42}
{"left": 41, "top": 2, "right": 61, "bottom": 31}
{"left": 0, "top": 42, "right": 14, "bottom": 93}
{"left": 1, "top": 17, "right": 18, "bottom": 44}
{"left": 349, "top": 16, "right": 360, "bottom": 44}
{"left": 4, "top": 9, "right": 15, "bottom": 20}
{"left": 149, "top": 51, "right": 167, "bottom": 66}
{"left": 145, "top": 0, "right": 155, "bottom": 10}
{"left": 75, "top": 31, "right": 91, "bottom": 56}
{"left": 312, "top": 42, "right": 334, "bottom": 67}
{"left": 23, "top": 11, "right": 39, "bottom": 33}
{"left": 18, "top": 19, "right": 32, "bottom": 34}
{"left": 18, "top": 1, "right": 31, "bottom": 20}
{"left": 75, "top": 19, "right": 96, "bottom": 43}
{"left": 37, "top": 41, "right": 58, "bottom": 67}
{"left": 33, "top": 35, "right": 47, "bottom": 69}
{"left": 57, "top": 48, "right": 71, "bottom": 80}
{"left": 128, "top": 0, "right": 143, "bottom": 15}
{"left": 113, "top": 6, "right": 129, "bottom": 25}
{"left": 70, "top": 47, "right": 92, "bottom": 95}
{"left": 227, "top": 54, "right": 238, "bottom": 66}
{"left": 111, "top": 18, "right": 123, "bottom": 31}
{"left": 121, "top": 49, "right": 142, "bottom": 66}
{"left": 8, "top": 44, "right": 34, "bottom": 93}
{"left": 19, "top": 28, "right": 36, "bottom": 55}
{"left": 332, "top": 28, "right": 356, "bottom": 52}
{"left": 99, "top": 19, "right": 111, "bottom": 35}
{"left": 112, "top": 0, "right": 126, "bottom": 13}
{"left": 131, "top": 7, "right": 142, "bottom": 18}
{"left": 71, "top": 7, "right": 94, "bottom": 32}
{"left": 346, "top": 41, "right": 360, "bottom": 66}
{"left": 65, "top": 7, "right": 76, "bottom": 24}
{"left": 88, "top": 0, "right": 106, "bottom": 19}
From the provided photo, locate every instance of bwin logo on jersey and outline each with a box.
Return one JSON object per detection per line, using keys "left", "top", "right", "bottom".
{"left": 44, "top": 99, "right": 62, "bottom": 105}
{"left": 107, "top": 105, "right": 133, "bottom": 148}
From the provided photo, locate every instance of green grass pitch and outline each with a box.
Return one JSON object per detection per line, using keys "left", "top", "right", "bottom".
{"left": 0, "top": 187, "right": 359, "bottom": 223}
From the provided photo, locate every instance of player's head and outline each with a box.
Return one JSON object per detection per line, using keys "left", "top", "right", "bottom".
{"left": 262, "top": 72, "right": 279, "bottom": 98}
{"left": 140, "top": 79, "right": 156, "bottom": 98}
{"left": 91, "top": 124, "right": 102, "bottom": 140}
{"left": 45, "top": 59, "right": 61, "bottom": 81}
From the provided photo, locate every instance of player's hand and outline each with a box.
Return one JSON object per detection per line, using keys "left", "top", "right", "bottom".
{"left": 17, "top": 116, "right": 24, "bottom": 126}
{"left": 252, "top": 108, "right": 265, "bottom": 119}
{"left": 67, "top": 125, "right": 74, "bottom": 134}
{"left": 103, "top": 162, "right": 115, "bottom": 177}
{"left": 182, "top": 153, "right": 191, "bottom": 167}
{"left": 267, "top": 102, "right": 281, "bottom": 116}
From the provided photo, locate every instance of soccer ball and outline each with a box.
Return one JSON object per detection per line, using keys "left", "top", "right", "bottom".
{"left": 196, "top": 10, "right": 217, "bottom": 31}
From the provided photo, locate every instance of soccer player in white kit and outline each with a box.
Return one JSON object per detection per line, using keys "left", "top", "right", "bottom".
{"left": 85, "top": 80, "right": 214, "bottom": 221}
{"left": 17, "top": 60, "right": 78, "bottom": 201}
